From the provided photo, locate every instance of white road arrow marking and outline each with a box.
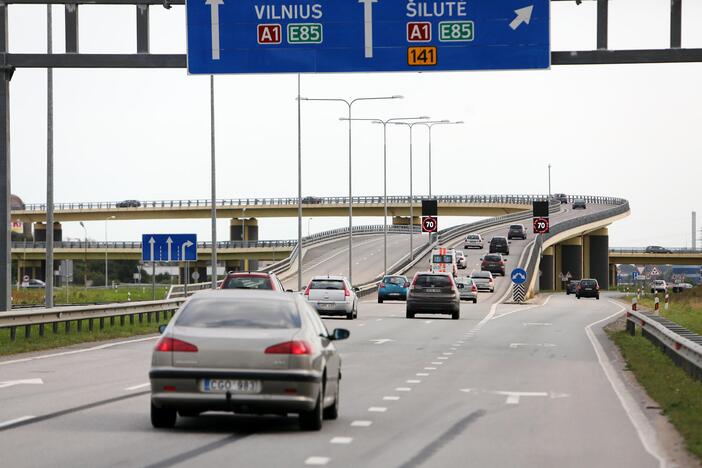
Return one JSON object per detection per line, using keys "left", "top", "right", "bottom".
{"left": 369, "top": 338, "right": 394, "bottom": 345}
{"left": 166, "top": 237, "right": 173, "bottom": 262}
{"left": 509, "top": 5, "right": 534, "bottom": 30}
{"left": 206, "top": 0, "right": 224, "bottom": 60}
{"left": 359, "top": 0, "right": 378, "bottom": 58}
{"left": 0, "top": 378, "right": 43, "bottom": 389}
{"left": 493, "top": 391, "right": 548, "bottom": 404}
{"left": 509, "top": 343, "right": 556, "bottom": 348}
{"left": 148, "top": 237, "right": 156, "bottom": 262}
{"left": 181, "top": 240, "right": 194, "bottom": 261}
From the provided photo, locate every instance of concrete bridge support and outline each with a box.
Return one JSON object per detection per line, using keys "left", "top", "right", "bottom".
{"left": 539, "top": 246, "right": 555, "bottom": 291}
{"left": 392, "top": 216, "right": 421, "bottom": 227}
{"left": 33, "top": 222, "right": 62, "bottom": 242}
{"left": 230, "top": 218, "right": 259, "bottom": 271}
{"left": 560, "top": 237, "right": 583, "bottom": 286}
{"left": 585, "top": 228, "right": 610, "bottom": 290}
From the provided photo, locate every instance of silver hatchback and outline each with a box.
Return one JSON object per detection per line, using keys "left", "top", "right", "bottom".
{"left": 150, "top": 290, "right": 349, "bottom": 431}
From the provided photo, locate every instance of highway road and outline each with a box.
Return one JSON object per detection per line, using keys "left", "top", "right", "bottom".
{"left": 0, "top": 293, "right": 666, "bottom": 467}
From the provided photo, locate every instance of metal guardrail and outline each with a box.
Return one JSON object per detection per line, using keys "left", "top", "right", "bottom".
{"left": 12, "top": 239, "right": 298, "bottom": 250}
{"left": 15, "top": 194, "right": 626, "bottom": 212}
{"left": 0, "top": 299, "right": 184, "bottom": 341}
{"left": 609, "top": 247, "right": 702, "bottom": 254}
{"left": 626, "top": 308, "right": 702, "bottom": 381}
{"left": 166, "top": 280, "right": 223, "bottom": 299}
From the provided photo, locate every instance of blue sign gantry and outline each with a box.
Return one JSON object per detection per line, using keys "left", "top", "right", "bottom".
{"left": 511, "top": 268, "right": 527, "bottom": 285}
{"left": 186, "top": 0, "right": 550, "bottom": 74}
{"left": 142, "top": 234, "right": 198, "bottom": 262}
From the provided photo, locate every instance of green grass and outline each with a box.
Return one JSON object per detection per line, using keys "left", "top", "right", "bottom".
{"left": 626, "top": 288, "right": 702, "bottom": 335}
{"left": 610, "top": 329, "right": 702, "bottom": 461}
{"left": 12, "top": 286, "right": 170, "bottom": 306}
{"left": 0, "top": 314, "right": 172, "bottom": 356}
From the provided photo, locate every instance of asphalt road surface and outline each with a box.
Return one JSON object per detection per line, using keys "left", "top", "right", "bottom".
{"left": 0, "top": 292, "right": 666, "bottom": 467}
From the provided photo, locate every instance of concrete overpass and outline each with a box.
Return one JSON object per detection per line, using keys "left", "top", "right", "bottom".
{"left": 608, "top": 248, "right": 702, "bottom": 266}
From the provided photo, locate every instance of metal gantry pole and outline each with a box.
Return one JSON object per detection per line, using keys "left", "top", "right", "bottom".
{"left": 104, "top": 218, "right": 108, "bottom": 287}
{"left": 45, "top": 5, "right": 54, "bottom": 308}
{"left": 427, "top": 125, "right": 432, "bottom": 198}
{"left": 409, "top": 125, "right": 414, "bottom": 260}
{"left": 297, "top": 74, "right": 303, "bottom": 291}
{"left": 548, "top": 163, "right": 552, "bottom": 196}
{"left": 383, "top": 122, "right": 387, "bottom": 275}
{"left": 347, "top": 104, "right": 353, "bottom": 284}
{"left": 210, "top": 75, "right": 218, "bottom": 289}
{"left": 0, "top": 5, "right": 12, "bottom": 312}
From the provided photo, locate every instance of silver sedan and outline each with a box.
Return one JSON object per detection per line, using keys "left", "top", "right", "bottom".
{"left": 150, "top": 289, "right": 349, "bottom": 431}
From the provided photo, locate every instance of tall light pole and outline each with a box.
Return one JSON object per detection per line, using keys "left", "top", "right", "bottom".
{"left": 79, "top": 221, "right": 87, "bottom": 289}
{"left": 548, "top": 164, "right": 552, "bottom": 196}
{"left": 104, "top": 215, "right": 115, "bottom": 287}
{"left": 416, "top": 120, "right": 463, "bottom": 198}
{"left": 210, "top": 75, "right": 218, "bottom": 289}
{"left": 341, "top": 116, "right": 428, "bottom": 276}
{"left": 300, "top": 95, "right": 402, "bottom": 285}
{"left": 45, "top": 5, "right": 54, "bottom": 309}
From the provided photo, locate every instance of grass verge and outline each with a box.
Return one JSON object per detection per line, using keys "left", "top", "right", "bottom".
{"left": 0, "top": 315, "right": 171, "bottom": 357}
{"left": 12, "top": 286, "right": 170, "bottom": 306}
{"left": 609, "top": 329, "right": 702, "bottom": 461}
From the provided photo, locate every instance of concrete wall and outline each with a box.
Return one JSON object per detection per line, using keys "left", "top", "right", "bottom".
{"left": 588, "top": 234, "right": 610, "bottom": 290}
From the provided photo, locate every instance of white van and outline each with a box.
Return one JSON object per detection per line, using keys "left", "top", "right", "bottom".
{"left": 430, "top": 247, "right": 458, "bottom": 277}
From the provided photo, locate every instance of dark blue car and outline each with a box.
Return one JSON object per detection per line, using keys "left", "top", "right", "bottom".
{"left": 378, "top": 275, "right": 409, "bottom": 303}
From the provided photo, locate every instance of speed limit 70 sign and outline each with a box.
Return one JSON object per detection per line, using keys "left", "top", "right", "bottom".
{"left": 422, "top": 216, "right": 438, "bottom": 233}
{"left": 533, "top": 217, "right": 550, "bottom": 234}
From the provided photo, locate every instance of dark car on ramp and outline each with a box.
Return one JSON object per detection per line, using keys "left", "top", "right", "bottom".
{"left": 576, "top": 279, "right": 600, "bottom": 299}
{"left": 572, "top": 199, "right": 587, "bottom": 209}
{"left": 406, "top": 272, "right": 461, "bottom": 320}
{"left": 481, "top": 253, "right": 506, "bottom": 276}
{"left": 116, "top": 199, "right": 141, "bottom": 208}
{"left": 507, "top": 224, "right": 527, "bottom": 240}
{"left": 566, "top": 280, "right": 580, "bottom": 295}
{"left": 644, "top": 245, "right": 671, "bottom": 254}
{"left": 489, "top": 236, "right": 510, "bottom": 255}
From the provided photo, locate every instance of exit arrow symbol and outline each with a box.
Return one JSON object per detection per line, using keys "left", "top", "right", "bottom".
{"left": 182, "top": 240, "right": 194, "bottom": 261}
{"left": 509, "top": 5, "right": 534, "bottom": 30}
{"left": 148, "top": 237, "right": 156, "bottom": 262}
{"left": 369, "top": 338, "right": 394, "bottom": 345}
{"left": 0, "top": 378, "right": 43, "bottom": 389}
{"left": 358, "top": 0, "right": 378, "bottom": 58}
{"left": 205, "top": 0, "right": 224, "bottom": 60}
{"left": 166, "top": 237, "right": 173, "bottom": 262}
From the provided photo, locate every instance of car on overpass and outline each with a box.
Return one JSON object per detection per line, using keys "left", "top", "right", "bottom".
{"left": 576, "top": 278, "right": 600, "bottom": 299}
{"left": 220, "top": 272, "right": 286, "bottom": 291}
{"left": 378, "top": 275, "right": 409, "bottom": 303}
{"left": 116, "top": 199, "right": 141, "bottom": 208}
{"left": 552, "top": 193, "right": 568, "bottom": 204}
{"left": 406, "top": 272, "right": 461, "bottom": 320}
{"left": 301, "top": 196, "right": 323, "bottom": 204}
{"left": 489, "top": 236, "right": 510, "bottom": 255}
{"left": 507, "top": 224, "right": 527, "bottom": 240}
{"left": 455, "top": 277, "right": 478, "bottom": 303}
{"left": 572, "top": 198, "right": 587, "bottom": 209}
{"left": 645, "top": 245, "right": 672, "bottom": 254}
{"left": 149, "top": 289, "right": 349, "bottom": 431}
{"left": 464, "top": 233, "right": 484, "bottom": 250}
{"left": 305, "top": 276, "right": 358, "bottom": 320}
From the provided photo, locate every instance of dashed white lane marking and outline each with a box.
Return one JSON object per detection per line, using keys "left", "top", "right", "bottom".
{"left": 330, "top": 437, "right": 353, "bottom": 445}
{"left": 376, "top": 319, "right": 383, "bottom": 322}
{"left": 424, "top": 367, "right": 437, "bottom": 370}
{"left": 416, "top": 373, "right": 429, "bottom": 377}
{"left": 424, "top": 320, "right": 434, "bottom": 324}
{"left": 305, "top": 457, "right": 331, "bottom": 465}
{"left": 125, "top": 383, "right": 150, "bottom": 391}
{"left": 493, "top": 391, "right": 549, "bottom": 405}
{"left": 0, "top": 415, "right": 35, "bottom": 429}
{"left": 368, "top": 407, "right": 387, "bottom": 413}
{"left": 383, "top": 396, "right": 400, "bottom": 401}
{"left": 351, "top": 420, "right": 372, "bottom": 427}
{"left": 406, "top": 380, "right": 421, "bottom": 384}
{"left": 443, "top": 352, "right": 453, "bottom": 356}
{"left": 437, "top": 356, "right": 449, "bottom": 360}
{"left": 357, "top": 324, "right": 366, "bottom": 327}
{"left": 395, "top": 387, "right": 412, "bottom": 392}
{"left": 431, "top": 362, "right": 443, "bottom": 365}
{"left": 509, "top": 343, "right": 556, "bottom": 349}
{"left": 523, "top": 322, "right": 552, "bottom": 327}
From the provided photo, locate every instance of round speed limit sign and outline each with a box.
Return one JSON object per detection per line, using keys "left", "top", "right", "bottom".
{"left": 533, "top": 217, "right": 550, "bottom": 234}
{"left": 422, "top": 216, "right": 438, "bottom": 233}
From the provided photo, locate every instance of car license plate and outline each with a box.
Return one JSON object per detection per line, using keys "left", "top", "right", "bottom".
{"left": 389, "top": 293, "right": 400, "bottom": 296}
{"left": 200, "top": 379, "right": 261, "bottom": 394}
{"left": 585, "top": 288, "right": 592, "bottom": 291}
{"left": 425, "top": 288, "right": 440, "bottom": 293}
{"left": 318, "top": 302, "right": 334, "bottom": 309}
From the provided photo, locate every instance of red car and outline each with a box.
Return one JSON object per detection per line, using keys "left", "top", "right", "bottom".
{"left": 220, "top": 272, "right": 287, "bottom": 292}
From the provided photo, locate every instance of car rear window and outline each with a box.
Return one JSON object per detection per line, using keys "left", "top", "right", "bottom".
{"left": 222, "top": 275, "right": 272, "bottom": 290}
{"left": 309, "top": 280, "right": 345, "bottom": 290}
{"left": 485, "top": 254, "right": 501, "bottom": 261}
{"left": 471, "top": 272, "right": 490, "bottom": 279}
{"left": 176, "top": 298, "right": 301, "bottom": 329}
{"left": 509, "top": 225, "right": 522, "bottom": 229}
{"left": 415, "top": 275, "right": 452, "bottom": 287}
{"left": 580, "top": 280, "right": 597, "bottom": 286}
{"left": 467, "top": 235, "right": 479, "bottom": 240}
{"left": 432, "top": 255, "right": 454, "bottom": 263}
{"left": 384, "top": 276, "right": 406, "bottom": 285}
{"left": 491, "top": 238, "right": 506, "bottom": 244}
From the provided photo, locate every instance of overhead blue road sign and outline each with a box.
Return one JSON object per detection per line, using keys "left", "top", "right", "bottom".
{"left": 511, "top": 268, "right": 527, "bottom": 285}
{"left": 142, "top": 234, "right": 198, "bottom": 262}
{"left": 632, "top": 271, "right": 639, "bottom": 281}
{"left": 186, "top": 0, "right": 550, "bottom": 74}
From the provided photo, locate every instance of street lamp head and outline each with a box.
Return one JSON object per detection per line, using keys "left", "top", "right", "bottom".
{"left": 392, "top": 95, "right": 404, "bottom": 99}
{"left": 79, "top": 221, "right": 84, "bottom": 227}
{"left": 455, "top": 121, "right": 464, "bottom": 124}
{"left": 108, "top": 215, "right": 116, "bottom": 220}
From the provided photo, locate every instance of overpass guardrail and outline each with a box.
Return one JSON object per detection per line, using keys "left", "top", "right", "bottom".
{"left": 609, "top": 247, "right": 702, "bottom": 254}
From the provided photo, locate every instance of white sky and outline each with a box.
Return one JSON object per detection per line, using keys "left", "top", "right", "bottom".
{"left": 8, "top": 0, "right": 702, "bottom": 247}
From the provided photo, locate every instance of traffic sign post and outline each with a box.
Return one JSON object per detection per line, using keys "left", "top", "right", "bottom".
{"left": 187, "top": 0, "right": 550, "bottom": 74}
{"left": 422, "top": 216, "right": 438, "bottom": 233}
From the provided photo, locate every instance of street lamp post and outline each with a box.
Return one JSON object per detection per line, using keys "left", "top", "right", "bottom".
{"left": 104, "top": 216, "right": 115, "bottom": 287}
{"left": 416, "top": 120, "right": 463, "bottom": 198}
{"left": 300, "top": 95, "right": 402, "bottom": 285}
{"left": 79, "top": 221, "right": 87, "bottom": 289}
{"left": 548, "top": 164, "right": 552, "bottom": 196}
{"left": 341, "top": 116, "right": 428, "bottom": 276}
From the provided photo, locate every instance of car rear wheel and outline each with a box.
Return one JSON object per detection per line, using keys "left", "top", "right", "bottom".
{"left": 576, "top": 295, "right": 581, "bottom": 299}
{"left": 596, "top": 295, "right": 600, "bottom": 300}
{"left": 300, "top": 391, "right": 323, "bottom": 431}
{"left": 346, "top": 310, "right": 354, "bottom": 320}
{"left": 472, "top": 299, "right": 477, "bottom": 304}
{"left": 323, "top": 376, "right": 340, "bottom": 420}
{"left": 377, "top": 297, "right": 383, "bottom": 304}
{"left": 151, "top": 402, "right": 176, "bottom": 429}
{"left": 451, "top": 308, "right": 460, "bottom": 320}
{"left": 406, "top": 309, "right": 415, "bottom": 319}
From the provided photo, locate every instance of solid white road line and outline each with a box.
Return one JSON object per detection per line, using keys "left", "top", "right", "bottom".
{"left": 368, "top": 407, "right": 387, "bottom": 413}
{"left": 509, "top": 343, "right": 556, "bottom": 349}
{"left": 125, "top": 383, "right": 150, "bottom": 391}
{"left": 587, "top": 302, "right": 667, "bottom": 467}
{"left": 350, "top": 420, "right": 373, "bottom": 427}
{"left": 330, "top": 437, "right": 353, "bottom": 444}
{"left": 0, "top": 415, "right": 35, "bottom": 429}
{"left": 491, "top": 294, "right": 554, "bottom": 321}
{"left": 305, "top": 456, "right": 330, "bottom": 465}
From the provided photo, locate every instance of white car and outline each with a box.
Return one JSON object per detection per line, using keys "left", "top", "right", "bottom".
{"left": 456, "top": 250, "right": 467, "bottom": 269}
{"left": 672, "top": 283, "right": 693, "bottom": 293}
{"left": 305, "top": 276, "right": 358, "bottom": 320}
{"left": 464, "top": 233, "right": 484, "bottom": 250}
{"left": 650, "top": 280, "right": 667, "bottom": 294}
{"left": 470, "top": 270, "right": 495, "bottom": 293}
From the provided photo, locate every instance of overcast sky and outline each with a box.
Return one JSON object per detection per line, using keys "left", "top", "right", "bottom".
{"left": 8, "top": 0, "right": 702, "bottom": 247}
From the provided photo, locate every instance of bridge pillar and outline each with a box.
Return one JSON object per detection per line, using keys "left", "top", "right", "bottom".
{"left": 33, "top": 222, "right": 62, "bottom": 242}
{"left": 560, "top": 237, "right": 583, "bottom": 285}
{"left": 586, "top": 228, "right": 610, "bottom": 290}
{"left": 231, "top": 218, "right": 259, "bottom": 271}
{"left": 179, "top": 262, "right": 208, "bottom": 284}
{"left": 539, "top": 246, "right": 555, "bottom": 291}
{"left": 392, "top": 216, "right": 421, "bottom": 226}
{"left": 554, "top": 244, "right": 563, "bottom": 291}
{"left": 609, "top": 264, "right": 617, "bottom": 289}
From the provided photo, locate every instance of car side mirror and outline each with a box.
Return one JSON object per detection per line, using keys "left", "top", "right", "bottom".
{"left": 479, "top": 257, "right": 483, "bottom": 261}
{"left": 353, "top": 287, "right": 360, "bottom": 293}
{"left": 158, "top": 324, "right": 167, "bottom": 334}
{"left": 404, "top": 283, "right": 410, "bottom": 288}
{"left": 329, "top": 328, "right": 350, "bottom": 341}
{"left": 508, "top": 241, "right": 512, "bottom": 244}
{"left": 285, "top": 289, "right": 294, "bottom": 293}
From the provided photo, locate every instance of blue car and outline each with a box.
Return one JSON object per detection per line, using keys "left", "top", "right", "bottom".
{"left": 378, "top": 275, "right": 409, "bottom": 303}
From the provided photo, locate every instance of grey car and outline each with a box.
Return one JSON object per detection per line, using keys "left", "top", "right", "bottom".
{"left": 406, "top": 272, "right": 461, "bottom": 320}
{"left": 150, "top": 290, "right": 350, "bottom": 431}
{"left": 305, "top": 276, "right": 358, "bottom": 319}
{"left": 455, "top": 277, "right": 478, "bottom": 303}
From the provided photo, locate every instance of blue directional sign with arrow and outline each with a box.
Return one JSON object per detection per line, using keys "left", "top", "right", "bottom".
{"left": 186, "top": 0, "right": 550, "bottom": 74}
{"left": 142, "top": 234, "right": 198, "bottom": 262}
{"left": 511, "top": 268, "right": 528, "bottom": 285}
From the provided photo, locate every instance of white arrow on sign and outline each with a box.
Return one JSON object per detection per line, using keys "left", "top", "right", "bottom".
{"left": 359, "top": 0, "right": 378, "bottom": 58}
{"left": 206, "top": 0, "right": 224, "bottom": 60}
{"left": 369, "top": 339, "right": 394, "bottom": 345}
{"left": 509, "top": 5, "right": 534, "bottom": 30}
{"left": 166, "top": 237, "right": 173, "bottom": 262}
{"left": 0, "top": 378, "right": 43, "bottom": 389}
{"left": 182, "top": 240, "right": 194, "bottom": 261}
{"left": 148, "top": 237, "right": 156, "bottom": 262}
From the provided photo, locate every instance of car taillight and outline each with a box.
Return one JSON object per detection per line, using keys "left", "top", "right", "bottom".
{"left": 265, "top": 340, "right": 312, "bottom": 355}
{"left": 471, "top": 284, "right": 477, "bottom": 292}
{"left": 304, "top": 283, "right": 311, "bottom": 296}
{"left": 155, "top": 337, "right": 198, "bottom": 353}
{"left": 379, "top": 283, "right": 386, "bottom": 289}
{"left": 344, "top": 286, "right": 351, "bottom": 297}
